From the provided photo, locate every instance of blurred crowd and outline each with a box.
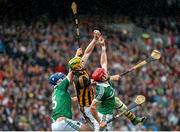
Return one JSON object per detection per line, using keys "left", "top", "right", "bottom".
{"left": 0, "top": 16, "right": 179, "bottom": 131}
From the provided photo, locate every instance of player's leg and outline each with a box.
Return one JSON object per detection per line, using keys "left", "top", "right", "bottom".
{"left": 115, "top": 97, "right": 146, "bottom": 125}
{"left": 84, "top": 106, "right": 99, "bottom": 131}
{"left": 51, "top": 120, "right": 69, "bottom": 131}
{"left": 52, "top": 118, "right": 92, "bottom": 131}
{"left": 64, "top": 118, "right": 93, "bottom": 131}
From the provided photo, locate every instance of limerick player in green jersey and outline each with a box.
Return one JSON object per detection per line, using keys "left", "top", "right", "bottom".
{"left": 49, "top": 72, "right": 93, "bottom": 131}
{"left": 90, "top": 37, "right": 146, "bottom": 130}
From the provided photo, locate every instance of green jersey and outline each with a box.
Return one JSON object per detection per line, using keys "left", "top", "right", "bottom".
{"left": 51, "top": 77, "right": 72, "bottom": 122}
{"left": 95, "top": 82, "right": 115, "bottom": 115}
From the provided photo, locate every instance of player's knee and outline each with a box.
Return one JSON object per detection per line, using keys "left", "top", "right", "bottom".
{"left": 115, "top": 97, "right": 127, "bottom": 112}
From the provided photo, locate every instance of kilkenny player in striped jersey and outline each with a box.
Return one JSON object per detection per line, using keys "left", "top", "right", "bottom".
{"left": 68, "top": 30, "right": 122, "bottom": 130}
{"left": 68, "top": 30, "right": 101, "bottom": 130}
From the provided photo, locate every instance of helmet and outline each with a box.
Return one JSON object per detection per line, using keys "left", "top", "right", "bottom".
{"left": 92, "top": 68, "right": 106, "bottom": 82}
{"left": 68, "top": 57, "right": 83, "bottom": 70}
{"left": 49, "top": 72, "right": 66, "bottom": 85}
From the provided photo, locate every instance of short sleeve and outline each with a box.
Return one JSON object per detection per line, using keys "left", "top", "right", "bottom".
{"left": 56, "top": 77, "right": 70, "bottom": 91}
{"left": 95, "top": 86, "right": 105, "bottom": 102}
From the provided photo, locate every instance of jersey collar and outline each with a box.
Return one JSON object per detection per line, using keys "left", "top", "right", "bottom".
{"left": 96, "top": 82, "right": 110, "bottom": 87}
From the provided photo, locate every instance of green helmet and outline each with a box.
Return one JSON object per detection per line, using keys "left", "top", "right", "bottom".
{"left": 68, "top": 57, "right": 83, "bottom": 70}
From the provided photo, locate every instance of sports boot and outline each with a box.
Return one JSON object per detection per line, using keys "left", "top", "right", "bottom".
{"left": 132, "top": 116, "right": 146, "bottom": 125}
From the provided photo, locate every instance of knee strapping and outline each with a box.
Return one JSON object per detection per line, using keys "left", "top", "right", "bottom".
{"left": 114, "top": 97, "right": 127, "bottom": 112}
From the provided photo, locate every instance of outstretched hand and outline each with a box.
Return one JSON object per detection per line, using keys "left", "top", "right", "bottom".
{"left": 93, "top": 30, "right": 101, "bottom": 41}
{"left": 75, "top": 48, "right": 83, "bottom": 57}
{"left": 98, "top": 37, "right": 105, "bottom": 45}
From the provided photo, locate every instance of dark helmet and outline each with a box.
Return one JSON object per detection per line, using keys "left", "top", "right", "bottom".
{"left": 49, "top": 72, "right": 66, "bottom": 85}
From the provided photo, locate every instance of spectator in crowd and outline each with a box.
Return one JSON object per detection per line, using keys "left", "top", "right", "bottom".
{"left": 0, "top": 16, "right": 179, "bottom": 130}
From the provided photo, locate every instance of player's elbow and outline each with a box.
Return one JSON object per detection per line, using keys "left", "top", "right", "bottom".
{"left": 90, "top": 105, "right": 96, "bottom": 113}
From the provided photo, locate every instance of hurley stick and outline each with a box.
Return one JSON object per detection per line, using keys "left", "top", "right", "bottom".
{"left": 71, "top": 2, "right": 80, "bottom": 47}
{"left": 120, "top": 50, "right": 161, "bottom": 76}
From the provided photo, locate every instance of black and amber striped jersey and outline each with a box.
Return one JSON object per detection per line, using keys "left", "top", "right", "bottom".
{"left": 73, "top": 70, "right": 94, "bottom": 108}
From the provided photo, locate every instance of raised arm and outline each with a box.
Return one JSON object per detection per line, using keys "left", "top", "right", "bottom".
{"left": 75, "top": 48, "right": 83, "bottom": 57}
{"left": 81, "top": 30, "right": 101, "bottom": 65}
{"left": 99, "top": 37, "right": 107, "bottom": 71}
{"left": 66, "top": 71, "right": 73, "bottom": 82}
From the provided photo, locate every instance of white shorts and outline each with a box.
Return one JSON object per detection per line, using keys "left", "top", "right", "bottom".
{"left": 84, "top": 106, "right": 99, "bottom": 131}
{"left": 98, "top": 112, "right": 113, "bottom": 131}
{"left": 51, "top": 118, "right": 82, "bottom": 131}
